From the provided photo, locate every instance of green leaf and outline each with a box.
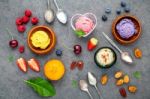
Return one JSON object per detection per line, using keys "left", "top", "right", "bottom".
{"left": 74, "top": 30, "right": 85, "bottom": 37}
{"left": 24, "top": 77, "right": 56, "bottom": 97}
{"left": 133, "top": 71, "right": 142, "bottom": 79}
{"left": 71, "top": 80, "right": 78, "bottom": 88}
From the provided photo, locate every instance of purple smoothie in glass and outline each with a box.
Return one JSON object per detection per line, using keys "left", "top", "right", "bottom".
{"left": 116, "top": 19, "right": 136, "bottom": 39}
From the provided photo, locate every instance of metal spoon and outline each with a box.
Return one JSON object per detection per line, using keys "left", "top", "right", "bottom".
{"left": 102, "top": 32, "right": 133, "bottom": 64}
{"left": 88, "top": 72, "right": 104, "bottom": 99}
{"left": 79, "top": 80, "right": 94, "bottom": 99}
{"left": 54, "top": 0, "right": 67, "bottom": 24}
{"left": 44, "top": 0, "right": 54, "bottom": 23}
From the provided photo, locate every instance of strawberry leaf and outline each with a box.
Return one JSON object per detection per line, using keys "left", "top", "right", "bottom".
{"left": 74, "top": 30, "right": 85, "bottom": 37}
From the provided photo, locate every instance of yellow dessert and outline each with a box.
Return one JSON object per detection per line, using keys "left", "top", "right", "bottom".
{"left": 44, "top": 59, "right": 65, "bottom": 81}
{"left": 31, "top": 31, "right": 50, "bottom": 49}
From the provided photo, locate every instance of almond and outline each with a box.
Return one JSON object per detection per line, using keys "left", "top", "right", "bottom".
{"left": 100, "top": 74, "right": 108, "bottom": 85}
{"left": 115, "top": 71, "right": 123, "bottom": 79}
{"left": 116, "top": 79, "right": 124, "bottom": 86}
{"left": 128, "top": 85, "right": 137, "bottom": 93}
{"left": 123, "top": 75, "right": 130, "bottom": 84}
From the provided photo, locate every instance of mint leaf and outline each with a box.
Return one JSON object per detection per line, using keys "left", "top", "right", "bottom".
{"left": 74, "top": 30, "right": 85, "bottom": 37}
{"left": 133, "top": 71, "right": 142, "bottom": 79}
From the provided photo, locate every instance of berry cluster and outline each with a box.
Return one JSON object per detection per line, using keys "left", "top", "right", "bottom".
{"left": 16, "top": 9, "right": 39, "bottom": 33}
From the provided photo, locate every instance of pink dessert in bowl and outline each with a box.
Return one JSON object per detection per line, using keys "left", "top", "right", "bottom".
{"left": 71, "top": 13, "right": 97, "bottom": 37}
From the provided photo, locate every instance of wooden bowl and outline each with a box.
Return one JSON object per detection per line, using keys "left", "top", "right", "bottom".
{"left": 27, "top": 26, "right": 56, "bottom": 55}
{"left": 112, "top": 14, "right": 142, "bottom": 45}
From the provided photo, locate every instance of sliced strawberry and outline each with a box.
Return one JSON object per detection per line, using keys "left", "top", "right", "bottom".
{"left": 28, "top": 58, "right": 40, "bottom": 72}
{"left": 87, "top": 38, "right": 98, "bottom": 51}
{"left": 16, "top": 58, "right": 27, "bottom": 73}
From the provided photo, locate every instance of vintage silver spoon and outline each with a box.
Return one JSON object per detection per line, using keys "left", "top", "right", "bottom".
{"left": 44, "top": 0, "right": 54, "bottom": 23}
{"left": 79, "top": 80, "right": 94, "bottom": 99}
{"left": 54, "top": 0, "right": 67, "bottom": 24}
{"left": 88, "top": 72, "right": 104, "bottom": 99}
{"left": 102, "top": 32, "right": 133, "bottom": 64}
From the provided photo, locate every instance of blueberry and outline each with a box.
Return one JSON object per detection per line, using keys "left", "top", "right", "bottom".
{"left": 56, "top": 49, "right": 63, "bottom": 56}
{"left": 124, "top": 6, "right": 130, "bottom": 13}
{"left": 105, "top": 8, "right": 111, "bottom": 14}
{"left": 121, "top": 1, "right": 127, "bottom": 7}
{"left": 102, "top": 15, "right": 108, "bottom": 21}
{"left": 116, "top": 8, "right": 122, "bottom": 15}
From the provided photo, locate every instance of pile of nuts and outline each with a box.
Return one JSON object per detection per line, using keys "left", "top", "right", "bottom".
{"left": 114, "top": 71, "right": 137, "bottom": 97}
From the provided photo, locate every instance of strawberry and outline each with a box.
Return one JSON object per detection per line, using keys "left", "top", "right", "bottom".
{"left": 17, "top": 25, "right": 26, "bottom": 33}
{"left": 25, "top": 9, "right": 32, "bottom": 17}
{"left": 31, "top": 17, "right": 39, "bottom": 25}
{"left": 87, "top": 38, "right": 98, "bottom": 51}
{"left": 16, "top": 17, "right": 23, "bottom": 25}
{"left": 16, "top": 58, "right": 27, "bottom": 73}
{"left": 28, "top": 58, "right": 40, "bottom": 72}
{"left": 22, "top": 16, "right": 30, "bottom": 24}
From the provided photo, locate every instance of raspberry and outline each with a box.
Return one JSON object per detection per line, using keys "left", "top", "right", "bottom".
{"left": 31, "top": 17, "right": 39, "bottom": 25}
{"left": 22, "top": 16, "right": 30, "bottom": 24}
{"left": 16, "top": 18, "right": 23, "bottom": 25}
{"left": 19, "top": 45, "right": 25, "bottom": 53}
{"left": 25, "top": 9, "right": 32, "bottom": 17}
{"left": 70, "top": 61, "right": 77, "bottom": 70}
{"left": 17, "top": 25, "right": 26, "bottom": 33}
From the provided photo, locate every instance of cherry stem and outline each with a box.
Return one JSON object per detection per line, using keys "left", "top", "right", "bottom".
{"left": 6, "top": 28, "right": 14, "bottom": 40}
{"left": 62, "top": 43, "right": 73, "bottom": 51}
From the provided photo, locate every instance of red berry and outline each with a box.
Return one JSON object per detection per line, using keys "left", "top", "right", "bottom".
{"left": 31, "top": 17, "right": 39, "bottom": 25}
{"left": 17, "top": 25, "right": 26, "bottom": 33}
{"left": 16, "top": 18, "right": 23, "bottom": 25}
{"left": 77, "top": 60, "right": 84, "bottom": 70}
{"left": 119, "top": 87, "right": 127, "bottom": 98}
{"left": 25, "top": 9, "right": 32, "bottom": 17}
{"left": 19, "top": 45, "right": 25, "bottom": 53}
{"left": 74, "top": 45, "right": 82, "bottom": 55}
{"left": 70, "top": 61, "right": 77, "bottom": 70}
{"left": 22, "top": 16, "right": 30, "bottom": 24}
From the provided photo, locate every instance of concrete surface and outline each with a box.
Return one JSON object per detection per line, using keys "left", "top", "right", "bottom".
{"left": 0, "top": 0, "right": 150, "bottom": 99}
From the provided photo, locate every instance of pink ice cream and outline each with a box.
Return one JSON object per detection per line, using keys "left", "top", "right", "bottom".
{"left": 75, "top": 16, "right": 94, "bottom": 34}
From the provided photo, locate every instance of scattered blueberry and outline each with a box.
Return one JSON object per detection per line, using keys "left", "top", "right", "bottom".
{"left": 102, "top": 15, "right": 108, "bottom": 21}
{"left": 121, "top": 1, "right": 127, "bottom": 7}
{"left": 116, "top": 8, "right": 122, "bottom": 15}
{"left": 105, "top": 8, "right": 111, "bottom": 14}
{"left": 124, "top": 6, "right": 130, "bottom": 13}
{"left": 56, "top": 49, "right": 63, "bottom": 56}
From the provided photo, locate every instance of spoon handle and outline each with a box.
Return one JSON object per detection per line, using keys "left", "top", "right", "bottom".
{"left": 95, "top": 86, "right": 104, "bottom": 99}
{"left": 47, "top": 0, "right": 50, "bottom": 9}
{"left": 102, "top": 32, "right": 122, "bottom": 53}
{"left": 54, "top": 0, "right": 60, "bottom": 10}
{"left": 87, "top": 90, "right": 94, "bottom": 99}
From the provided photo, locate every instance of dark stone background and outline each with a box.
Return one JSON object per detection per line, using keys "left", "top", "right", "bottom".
{"left": 0, "top": 0, "right": 150, "bottom": 99}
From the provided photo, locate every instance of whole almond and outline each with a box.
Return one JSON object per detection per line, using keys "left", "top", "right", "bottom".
{"left": 115, "top": 71, "right": 123, "bottom": 79}
{"left": 116, "top": 79, "right": 124, "bottom": 86}
{"left": 123, "top": 75, "right": 130, "bottom": 84}
{"left": 100, "top": 74, "right": 108, "bottom": 85}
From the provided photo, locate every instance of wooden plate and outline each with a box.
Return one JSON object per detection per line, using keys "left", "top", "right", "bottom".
{"left": 27, "top": 26, "right": 56, "bottom": 55}
{"left": 112, "top": 14, "right": 142, "bottom": 45}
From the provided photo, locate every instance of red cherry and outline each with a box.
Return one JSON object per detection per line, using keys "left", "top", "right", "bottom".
{"left": 16, "top": 18, "right": 23, "bottom": 25}
{"left": 17, "top": 25, "right": 26, "bottom": 33}
{"left": 73, "top": 45, "right": 82, "bottom": 55}
{"left": 19, "top": 45, "right": 25, "bottom": 53}
{"left": 25, "top": 9, "right": 32, "bottom": 17}
{"left": 9, "top": 40, "right": 18, "bottom": 48}
{"left": 22, "top": 16, "right": 30, "bottom": 24}
{"left": 31, "top": 17, "right": 39, "bottom": 25}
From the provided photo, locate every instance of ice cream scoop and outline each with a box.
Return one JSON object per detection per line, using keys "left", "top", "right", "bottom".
{"left": 116, "top": 19, "right": 136, "bottom": 39}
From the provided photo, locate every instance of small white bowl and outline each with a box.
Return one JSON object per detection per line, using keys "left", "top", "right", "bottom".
{"left": 71, "top": 13, "right": 97, "bottom": 38}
